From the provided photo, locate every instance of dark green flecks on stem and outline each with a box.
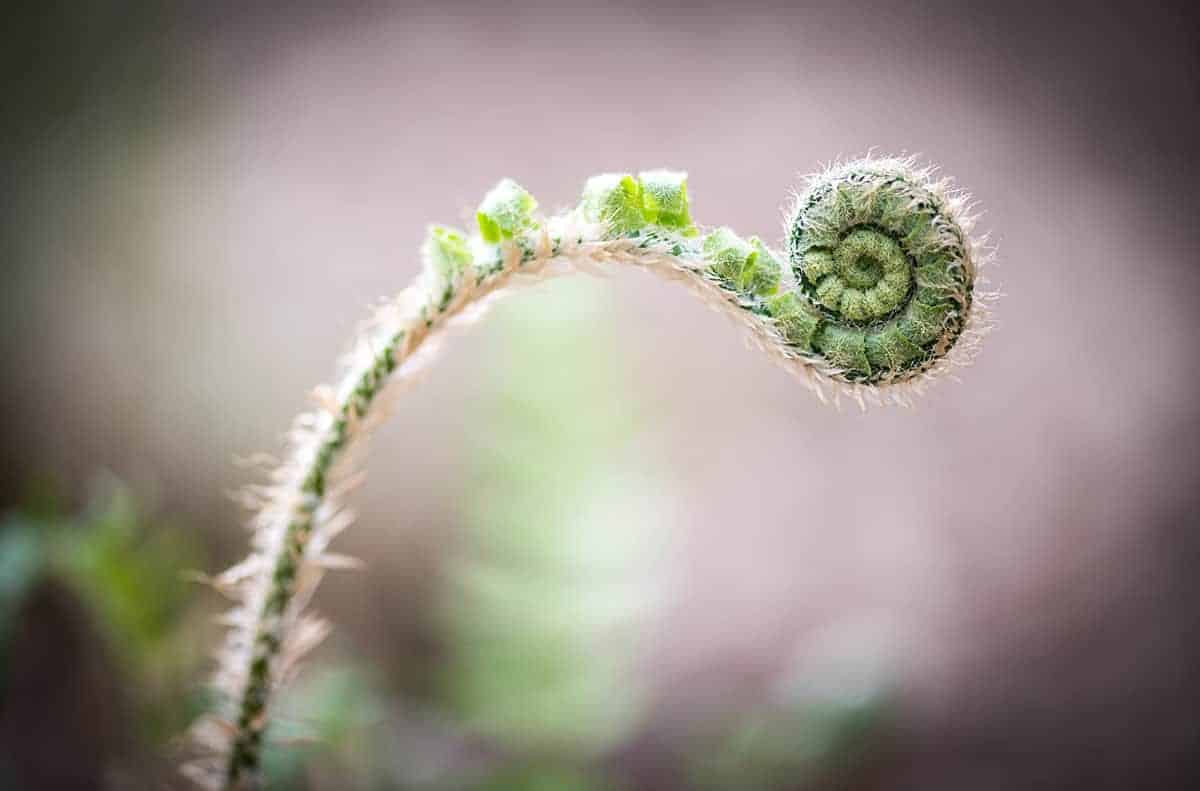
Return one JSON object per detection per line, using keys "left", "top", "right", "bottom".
{"left": 226, "top": 327, "right": 405, "bottom": 787}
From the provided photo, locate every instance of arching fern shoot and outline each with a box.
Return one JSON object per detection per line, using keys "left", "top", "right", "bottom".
{"left": 185, "top": 155, "right": 995, "bottom": 789}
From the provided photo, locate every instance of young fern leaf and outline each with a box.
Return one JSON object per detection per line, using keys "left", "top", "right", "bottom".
{"left": 186, "top": 155, "right": 996, "bottom": 789}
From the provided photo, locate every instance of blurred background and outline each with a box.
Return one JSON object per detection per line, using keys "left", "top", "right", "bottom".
{"left": 2, "top": 1, "right": 1199, "bottom": 789}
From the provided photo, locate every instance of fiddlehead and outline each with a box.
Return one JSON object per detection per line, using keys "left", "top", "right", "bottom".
{"left": 779, "top": 158, "right": 979, "bottom": 384}
{"left": 185, "top": 155, "right": 994, "bottom": 789}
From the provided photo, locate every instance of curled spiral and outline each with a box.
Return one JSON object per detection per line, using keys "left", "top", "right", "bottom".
{"left": 767, "top": 158, "right": 978, "bottom": 383}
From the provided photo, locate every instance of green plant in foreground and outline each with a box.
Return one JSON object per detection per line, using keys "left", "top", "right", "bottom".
{"left": 186, "top": 156, "right": 995, "bottom": 789}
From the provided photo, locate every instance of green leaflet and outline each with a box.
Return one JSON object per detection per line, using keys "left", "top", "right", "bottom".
{"left": 702, "top": 228, "right": 781, "bottom": 299}
{"left": 477, "top": 178, "right": 538, "bottom": 243}
{"left": 580, "top": 173, "right": 645, "bottom": 234}
{"left": 765, "top": 291, "right": 822, "bottom": 351}
{"left": 422, "top": 225, "right": 473, "bottom": 307}
{"left": 638, "top": 169, "right": 694, "bottom": 232}
{"left": 579, "top": 170, "right": 696, "bottom": 236}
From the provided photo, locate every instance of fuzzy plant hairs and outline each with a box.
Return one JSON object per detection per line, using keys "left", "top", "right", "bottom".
{"left": 186, "top": 155, "right": 996, "bottom": 789}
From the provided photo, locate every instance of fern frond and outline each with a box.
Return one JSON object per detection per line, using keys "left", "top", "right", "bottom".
{"left": 187, "top": 158, "right": 996, "bottom": 789}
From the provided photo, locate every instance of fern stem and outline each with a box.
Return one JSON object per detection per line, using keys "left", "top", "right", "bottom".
{"left": 189, "top": 157, "right": 995, "bottom": 789}
{"left": 215, "top": 233, "right": 710, "bottom": 788}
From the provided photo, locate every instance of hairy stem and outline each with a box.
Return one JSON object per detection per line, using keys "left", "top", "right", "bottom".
{"left": 217, "top": 231, "right": 728, "bottom": 788}
{"left": 190, "top": 158, "right": 994, "bottom": 789}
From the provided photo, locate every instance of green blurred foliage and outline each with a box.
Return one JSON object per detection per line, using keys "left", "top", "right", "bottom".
{"left": 442, "top": 278, "right": 669, "bottom": 783}
{"left": 0, "top": 475, "right": 205, "bottom": 742}
{"left": 0, "top": 528, "right": 43, "bottom": 687}
{"left": 474, "top": 764, "right": 600, "bottom": 791}
{"left": 694, "top": 698, "right": 889, "bottom": 790}
{"left": 239, "top": 280, "right": 660, "bottom": 790}
{"left": 690, "top": 646, "right": 894, "bottom": 790}
{"left": 263, "top": 665, "right": 390, "bottom": 789}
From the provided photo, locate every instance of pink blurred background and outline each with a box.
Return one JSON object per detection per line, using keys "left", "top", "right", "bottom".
{"left": 2, "top": 1, "right": 1198, "bottom": 788}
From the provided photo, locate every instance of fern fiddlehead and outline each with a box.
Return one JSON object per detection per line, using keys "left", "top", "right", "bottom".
{"left": 186, "top": 156, "right": 994, "bottom": 789}
{"left": 782, "top": 159, "right": 978, "bottom": 383}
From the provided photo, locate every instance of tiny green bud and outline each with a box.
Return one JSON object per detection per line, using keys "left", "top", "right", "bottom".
{"left": 579, "top": 173, "right": 646, "bottom": 234}
{"left": 702, "top": 226, "right": 749, "bottom": 264}
{"left": 748, "top": 238, "right": 782, "bottom": 295}
{"left": 422, "top": 225, "right": 472, "bottom": 280}
{"left": 421, "top": 225, "right": 473, "bottom": 307}
{"left": 702, "top": 227, "right": 781, "bottom": 298}
{"left": 765, "top": 290, "right": 822, "bottom": 351}
{"left": 638, "top": 169, "right": 695, "bottom": 234}
{"left": 476, "top": 178, "right": 538, "bottom": 244}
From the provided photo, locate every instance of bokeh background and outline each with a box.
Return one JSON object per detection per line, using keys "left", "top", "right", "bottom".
{"left": 3, "top": 1, "right": 1199, "bottom": 789}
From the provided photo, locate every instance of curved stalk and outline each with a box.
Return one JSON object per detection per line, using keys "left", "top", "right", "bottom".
{"left": 186, "top": 157, "right": 995, "bottom": 789}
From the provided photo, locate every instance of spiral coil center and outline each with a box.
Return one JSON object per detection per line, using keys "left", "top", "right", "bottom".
{"left": 845, "top": 254, "right": 884, "bottom": 289}
{"left": 801, "top": 226, "right": 913, "bottom": 325}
